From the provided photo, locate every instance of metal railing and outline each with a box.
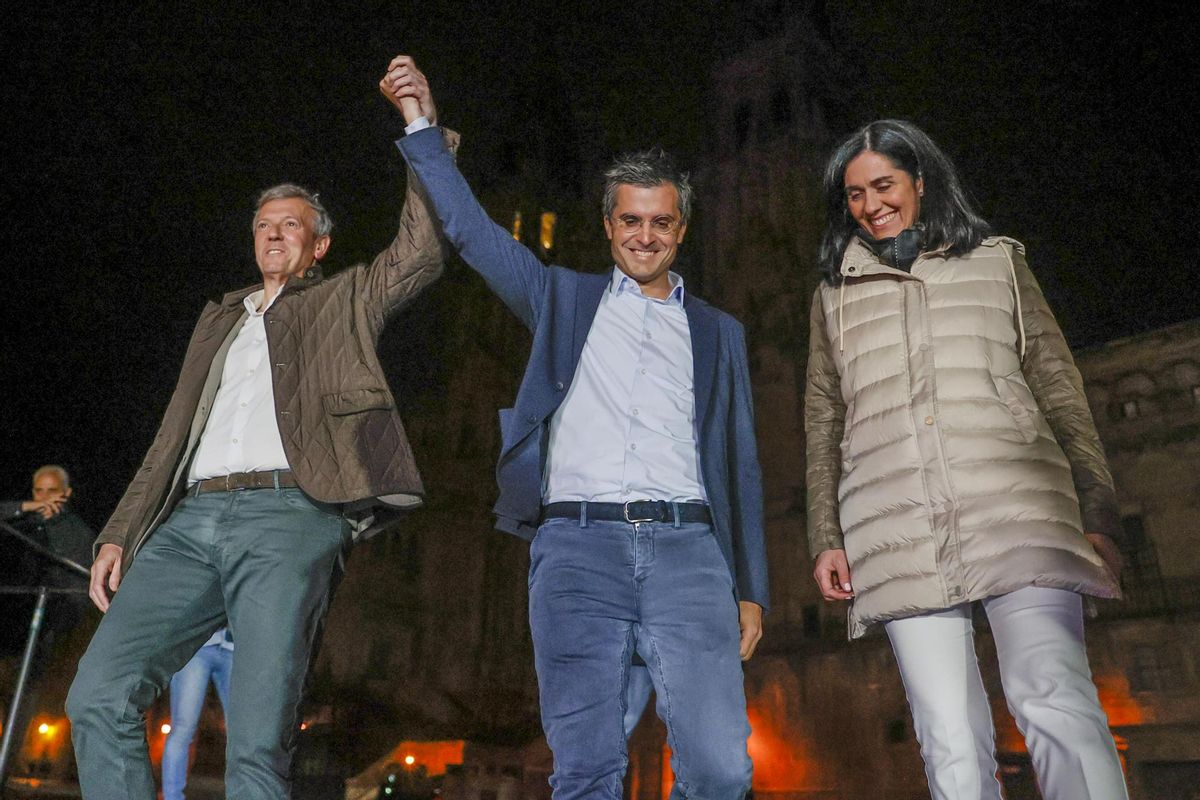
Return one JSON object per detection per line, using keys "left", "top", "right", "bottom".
{"left": 0, "top": 519, "right": 90, "bottom": 792}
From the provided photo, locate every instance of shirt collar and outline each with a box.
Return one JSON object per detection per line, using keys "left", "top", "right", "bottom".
{"left": 243, "top": 288, "right": 281, "bottom": 316}
{"left": 609, "top": 268, "right": 686, "bottom": 305}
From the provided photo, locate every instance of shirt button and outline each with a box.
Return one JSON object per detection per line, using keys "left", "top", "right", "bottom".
{"left": 924, "top": 415, "right": 934, "bottom": 425}
{"left": 645, "top": 332, "right": 653, "bottom": 340}
{"left": 919, "top": 343, "right": 930, "bottom": 352}
{"left": 232, "top": 438, "right": 239, "bottom": 444}
{"left": 632, "top": 408, "right": 640, "bottom": 416}
{"left": 240, "top": 402, "right": 248, "bottom": 407}
{"left": 640, "top": 368, "right": 647, "bottom": 375}
{"left": 630, "top": 443, "right": 637, "bottom": 451}
{"left": 554, "top": 381, "right": 564, "bottom": 391}
{"left": 525, "top": 414, "right": 536, "bottom": 424}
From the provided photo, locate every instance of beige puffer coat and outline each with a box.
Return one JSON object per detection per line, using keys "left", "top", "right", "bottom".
{"left": 805, "top": 236, "right": 1121, "bottom": 638}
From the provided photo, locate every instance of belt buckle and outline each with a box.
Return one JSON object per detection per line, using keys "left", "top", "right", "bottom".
{"left": 225, "top": 474, "right": 245, "bottom": 493}
{"left": 623, "top": 500, "right": 658, "bottom": 524}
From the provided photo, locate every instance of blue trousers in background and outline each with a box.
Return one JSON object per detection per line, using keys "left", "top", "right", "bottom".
{"left": 162, "top": 633, "right": 233, "bottom": 800}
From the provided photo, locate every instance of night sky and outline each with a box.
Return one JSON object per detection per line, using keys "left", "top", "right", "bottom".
{"left": 3, "top": 1, "right": 1197, "bottom": 533}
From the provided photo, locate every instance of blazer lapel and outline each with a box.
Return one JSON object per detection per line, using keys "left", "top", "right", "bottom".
{"left": 571, "top": 272, "right": 608, "bottom": 367}
{"left": 685, "top": 295, "right": 719, "bottom": 431}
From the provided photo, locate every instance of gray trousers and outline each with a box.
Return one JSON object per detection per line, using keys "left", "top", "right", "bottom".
{"left": 66, "top": 487, "right": 349, "bottom": 800}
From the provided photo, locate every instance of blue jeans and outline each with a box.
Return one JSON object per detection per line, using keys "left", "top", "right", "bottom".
{"left": 528, "top": 517, "right": 752, "bottom": 800}
{"left": 623, "top": 664, "right": 653, "bottom": 738}
{"left": 162, "top": 639, "right": 233, "bottom": 800}
{"left": 67, "top": 488, "right": 349, "bottom": 800}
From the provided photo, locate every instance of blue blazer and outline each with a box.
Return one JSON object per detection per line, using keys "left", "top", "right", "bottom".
{"left": 398, "top": 128, "right": 769, "bottom": 609}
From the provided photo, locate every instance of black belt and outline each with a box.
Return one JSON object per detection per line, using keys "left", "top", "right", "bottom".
{"left": 191, "top": 470, "right": 297, "bottom": 495}
{"left": 541, "top": 500, "right": 711, "bottom": 525}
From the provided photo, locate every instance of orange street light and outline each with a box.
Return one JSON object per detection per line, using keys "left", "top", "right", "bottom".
{"left": 404, "top": 754, "right": 415, "bottom": 766}
{"left": 161, "top": 723, "right": 172, "bottom": 735}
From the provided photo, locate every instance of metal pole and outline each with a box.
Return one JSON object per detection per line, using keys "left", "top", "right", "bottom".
{"left": 0, "top": 586, "right": 49, "bottom": 790}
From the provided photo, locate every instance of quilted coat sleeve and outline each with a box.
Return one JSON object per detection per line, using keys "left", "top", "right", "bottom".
{"left": 804, "top": 287, "right": 848, "bottom": 556}
{"left": 360, "top": 128, "right": 461, "bottom": 328}
{"left": 1012, "top": 247, "right": 1123, "bottom": 542}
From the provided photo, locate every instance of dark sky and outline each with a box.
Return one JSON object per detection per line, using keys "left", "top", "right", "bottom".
{"left": 2, "top": 1, "right": 1197, "bottom": 529}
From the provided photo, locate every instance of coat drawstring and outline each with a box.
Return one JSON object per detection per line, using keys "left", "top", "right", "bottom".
{"left": 1004, "top": 248, "right": 1027, "bottom": 360}
{"left": 838, "top": 277, "right": 847, "bottom": 354}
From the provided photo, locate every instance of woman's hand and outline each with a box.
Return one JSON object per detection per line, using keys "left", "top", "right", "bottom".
{"left": 813, "top": 548, "right": 855, "bottom": 601}
{"left": 1085, "top": 533, "right": 1124, "bottom": 582}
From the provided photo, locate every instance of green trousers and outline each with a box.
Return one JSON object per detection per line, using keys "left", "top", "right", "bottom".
{"left": 67, "top": 487, "right": 349, "bottom": 799}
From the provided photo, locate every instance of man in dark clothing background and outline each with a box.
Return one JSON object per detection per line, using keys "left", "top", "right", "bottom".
{"left": 1, "top": 464, "right": 94, "bottom": 773}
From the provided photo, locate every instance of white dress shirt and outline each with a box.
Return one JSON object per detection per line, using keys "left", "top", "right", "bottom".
{"left": 188, "top": 290, "right": 290, "bottom": 483}
{"left": 544, "top": 269, "right": 706, "bottom": 504}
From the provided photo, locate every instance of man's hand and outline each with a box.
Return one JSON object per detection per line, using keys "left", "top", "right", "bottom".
{"left": 89, "top": 543, "right": 124, "bottom": 612}
{"left": 738, "top": 600, "right": 763, "bottom": 661}
{"left": 379, "top": 55, "right": 437, "bottom": 126}
{"left": 1086, "top": 532, "right": 1124, "bottom": 583}
{"left": 21, "top": 498, "right": 66, "bottom": 520}
{"left": 813, "top": 548, "right": 855, "bottom": 601}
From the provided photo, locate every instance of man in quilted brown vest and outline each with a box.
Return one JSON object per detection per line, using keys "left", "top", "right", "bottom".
{"left": 65, "top": 88, "right": 449, "bottom": 800}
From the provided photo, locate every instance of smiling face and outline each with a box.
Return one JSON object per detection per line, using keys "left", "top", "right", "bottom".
{"left": 843, "top": 150, "right": 923, "bottom": 240}
{"left": 602, "top": 183, "right": 687, "bottom": 300}
{"left": 253, "top": 197, "right": 330, "bottom": 283}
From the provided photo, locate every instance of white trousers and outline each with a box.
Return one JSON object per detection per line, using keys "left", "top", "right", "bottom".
{"left": 884, "top": 587, "right": 1128, "bottom": 800}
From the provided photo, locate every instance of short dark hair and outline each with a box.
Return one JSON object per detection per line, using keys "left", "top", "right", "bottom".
{"left": 603, "top": 148, "right": 694, "bottom": 225}
{"left": 817, "top": 119, "right": 990, "bottom": 283}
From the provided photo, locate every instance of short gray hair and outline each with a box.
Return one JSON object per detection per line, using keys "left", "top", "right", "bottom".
{"left": 602, "top": 148, "right": 694, "bottom": 226}
{"left": 254, "top": 183, "right": 333, "bottom": 238}
{"left": 33, "top": 464, "right": 70, "bottom": 489}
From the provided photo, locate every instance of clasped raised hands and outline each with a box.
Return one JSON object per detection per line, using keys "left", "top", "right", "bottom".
{"left": 379, "top": 55, "right": 437, "bottom": 126}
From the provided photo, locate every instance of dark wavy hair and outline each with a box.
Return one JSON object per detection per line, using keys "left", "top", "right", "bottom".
{"left": 817, "top": 119, "right": 991, "bottom": 284}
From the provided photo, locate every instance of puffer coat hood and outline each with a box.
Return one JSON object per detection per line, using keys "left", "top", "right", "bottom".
{"left": 805, "top": 236, "right": 1121, "bottom": 638}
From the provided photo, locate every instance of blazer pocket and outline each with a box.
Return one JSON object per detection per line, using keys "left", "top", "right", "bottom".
{"left": 322, "top": 387, "right": 395, "bottom": 416}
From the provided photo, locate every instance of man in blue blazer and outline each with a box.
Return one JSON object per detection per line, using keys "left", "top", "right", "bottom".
{"left": 382, "top": 56, "right": 767, "bottom": 799}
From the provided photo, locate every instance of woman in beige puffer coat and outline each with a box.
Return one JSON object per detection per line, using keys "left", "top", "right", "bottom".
{"left": 805, "top": 119, "right": 1127, "bottom": 800}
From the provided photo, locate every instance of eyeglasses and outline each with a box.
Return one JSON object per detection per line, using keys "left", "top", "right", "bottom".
{"left": 609, "top": 214, "right": 683, "bottom": 236}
